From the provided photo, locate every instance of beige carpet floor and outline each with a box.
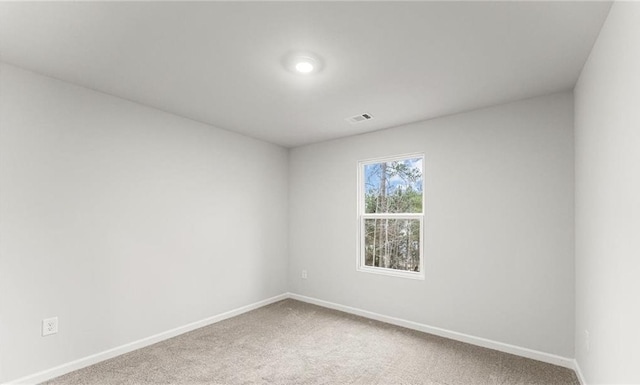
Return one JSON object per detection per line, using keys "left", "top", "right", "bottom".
{"left": 44, "top": 299, "right": 579, "bottom": 385}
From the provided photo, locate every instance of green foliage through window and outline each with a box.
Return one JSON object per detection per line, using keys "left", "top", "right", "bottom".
{"left": 360, "top": 156, "right": 424, "bottom": 274}
{"left": 364, "top": 218, "right": 420, "bottom": 271}
{"left": 364, "top": 158, "right": 423, "bottom": 214}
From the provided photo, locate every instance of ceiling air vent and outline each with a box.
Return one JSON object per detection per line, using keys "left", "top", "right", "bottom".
{"left": 346, "top": 113, "right": 373, "bottom": 124}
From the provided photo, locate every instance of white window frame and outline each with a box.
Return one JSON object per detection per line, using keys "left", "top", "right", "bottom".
{"left": 357, "top": 153, "right": 425, "bottom": 280}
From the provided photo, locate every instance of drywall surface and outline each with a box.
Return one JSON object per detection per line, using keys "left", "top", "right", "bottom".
{"left": 0, "top": 63, "right": 288, "bottom": 382}
{"left": 289, "top": 92, "right": 575, "bottom": 357}
{"left": 574, "top": 2, "right": 640, "bottom": 384}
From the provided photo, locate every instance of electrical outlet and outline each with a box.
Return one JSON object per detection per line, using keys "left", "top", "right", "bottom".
{"left": 585, "top": 330, "right": 590, "bottom": 352}
{"left": 42, "top": 317, "right": 58, "bottom": 336}
{"left": 301, "top": 270, "right": 308, "bottom": 279}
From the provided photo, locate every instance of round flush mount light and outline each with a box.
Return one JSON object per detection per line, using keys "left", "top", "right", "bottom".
{"left": 295, "top": 61, "right": 315, "bottom": 74}
{"left": 283, "top": 52, "right": 323, "bottom": 75}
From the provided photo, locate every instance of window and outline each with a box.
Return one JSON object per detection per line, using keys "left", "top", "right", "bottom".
{"left": 357, "top": 154, "right": 424, "bottom": 279}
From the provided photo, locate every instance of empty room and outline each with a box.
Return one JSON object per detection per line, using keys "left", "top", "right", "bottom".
{"left": 0, "top": 1, "right": 638, "bottom": 384}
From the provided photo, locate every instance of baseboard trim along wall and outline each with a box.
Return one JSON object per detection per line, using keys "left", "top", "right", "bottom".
{"left": 5, "top": 293, "right": 289, "bottom": 385}
{"left": 288, "top": 293, "right": 576, "bottom": 370}
{"left": 573, "top": 359, "right": 587, "bottom": 385}
{"left": 7, "top": 292, "right": 580, "bottom": 384}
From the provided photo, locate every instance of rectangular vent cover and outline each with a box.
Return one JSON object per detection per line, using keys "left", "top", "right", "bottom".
{"left": 346, "top": 113, "right": 373, "bottom": 124}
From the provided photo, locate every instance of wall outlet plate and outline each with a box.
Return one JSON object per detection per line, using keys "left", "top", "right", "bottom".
{"left": 42, "top": 317, "right": 58, "bottom": 336}
{"left": 301, "top": 270, "right": 308, "bottom": 279}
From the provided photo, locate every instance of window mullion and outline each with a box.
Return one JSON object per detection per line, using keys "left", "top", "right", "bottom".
{"left": 361, "top": 213, "right": 423, "bottom": 219}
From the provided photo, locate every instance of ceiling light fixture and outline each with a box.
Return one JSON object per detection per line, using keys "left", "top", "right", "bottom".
{"left": 295, "top": 61, "right": 314, "bottom": 74}
{"left": 284, "top": 52, "right": 323, "bottom": 75}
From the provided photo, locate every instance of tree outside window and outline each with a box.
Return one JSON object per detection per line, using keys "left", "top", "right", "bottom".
{"left": 358, "top": 154, "right": 424, "bottom": 279}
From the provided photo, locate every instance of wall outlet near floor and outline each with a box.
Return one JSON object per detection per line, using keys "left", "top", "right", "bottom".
{"left": 42, "top": 317, "right": 58, "bottom": 336}
{"left": 585, "top": 329, "right": 590, "bottom": 352}
{"left": 301, "top": 270, "right": 308, "bottom": 279}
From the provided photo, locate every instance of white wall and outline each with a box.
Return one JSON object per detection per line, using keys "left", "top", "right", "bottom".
{"left": 289, "top": 92, "right": 575, "bottom": 357}
{"left": 574, "top": 2, "right": 640, "bottom": 384}
{"left": 0, "top": 63, "right": 289, "bottom": 382}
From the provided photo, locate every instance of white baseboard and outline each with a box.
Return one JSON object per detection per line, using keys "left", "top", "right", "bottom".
{"left": 288, "top": 292, "right": 575, "bottom": 370}
{"left": 6, "top": 292, "right": 578, "bottom": 384}
{"left": 5, "top": 293, "right": 288, "bottom": 385}
{"left": 573, "top": 359, "right": 587, "bottom": 385}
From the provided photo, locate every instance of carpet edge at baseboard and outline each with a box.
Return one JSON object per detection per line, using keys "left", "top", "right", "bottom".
{"left": 7, "top": 292, "right": 580, "bottom": 384}
{"left": 288, "top": 292, "right": 577, "bottom": 371}
{"left": 3, "top": 293, "right": 289, "bottom": 385}
{"left": 573, "top": 359, "right": 588, "bottom": 385}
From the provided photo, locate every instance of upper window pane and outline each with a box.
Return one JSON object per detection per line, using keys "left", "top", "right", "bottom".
{"left": 364, "top": 157, "right": 423, "bottom": 213}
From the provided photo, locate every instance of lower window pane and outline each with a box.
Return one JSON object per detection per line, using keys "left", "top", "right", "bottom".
{"left": 364, "top": 218, "right": 420, "bottom": 272}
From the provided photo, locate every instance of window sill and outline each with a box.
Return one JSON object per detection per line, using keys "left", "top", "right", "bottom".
{"left": 357, "top": 265, "right": 425, "bottom": 280}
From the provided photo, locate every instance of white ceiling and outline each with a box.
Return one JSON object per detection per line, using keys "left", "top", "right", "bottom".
{"left": 0, "top": 2, "right": 611, "bottom": 147}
